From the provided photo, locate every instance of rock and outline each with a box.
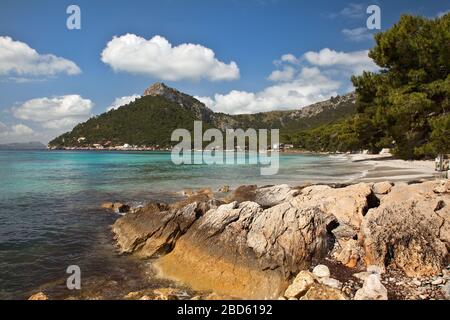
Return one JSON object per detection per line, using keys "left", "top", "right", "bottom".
{"left": 28, "top": 292, "right": 48, "bottom": 300}
{"left": 153, "top": 288, "right": 185, "bottom": 300}
{"left": 433, "top": 180, "right": 450, "bottom": 194}
{"left": 284, "top": 271, "right": 316, "bottom": 298}
{"left": 298, "top": 182, "right": 373, "bottom": 230}
{"left": 218, "top": 185, "right": 230, "bottom": 193}
{"left": 225, "top": 185, "right": 257, "bottom": 203}
{"left": 431, "top": 278, "right": 443, "bottom": 285}
{"left": 333, "top": 239, "right": 362, "bottom": 268}
{"left": 354, "top": 274, "right": 388, "bottom": 300}
{"left": 254, "top": 184, "right": 299, "bottom": 207}
{"left": 153, "top": 199, "right": 331, "bottom": 299}
{"left": 313, "top": 265, "right": 330, "bottom": 278}
{"left": 412, "top": 279, "right": 422, "bottom": 287}
{"left": 300, "top": 284, "right": 347, "bottom": 300}
{"left": 318, "top": 277, "right": 342, "bottom": 290}
{"left": 441, "top": 282, "right": 450, "bottom": 299}
{"left": 331, "top": 224, "right": 357, "bottom": 239}
{"left": 101, "top": 202, "right": 114, "bottom": 210}
{"left": 361, "top": 181, "right": 449, "bottom": 277}
{"left": 372, "top": 181, "right": 393, "bottom": 195}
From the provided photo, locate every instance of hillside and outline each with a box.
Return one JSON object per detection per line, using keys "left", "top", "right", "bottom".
{"left": 0, "top": 141, "right": 46, "bottom": 150}
{"left": 49, "top": 83, "right": 356, "bottom": 148}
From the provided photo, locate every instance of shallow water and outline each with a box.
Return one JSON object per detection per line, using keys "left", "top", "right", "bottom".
{"left": 0, "top": 150, "right": 371, "bottom": 299}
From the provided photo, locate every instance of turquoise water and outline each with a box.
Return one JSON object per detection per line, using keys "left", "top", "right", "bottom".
{"left": 0, "top": 150, "right": 369, "bottom": 299}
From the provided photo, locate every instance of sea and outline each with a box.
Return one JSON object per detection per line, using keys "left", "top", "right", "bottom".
{"left": 0, "top": 150, "right": 371, "bottom": 299}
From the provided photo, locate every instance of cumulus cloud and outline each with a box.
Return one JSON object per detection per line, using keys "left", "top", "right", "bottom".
{"left": 199, "top": 48, "right": 378, "bottom": 114}
{"left": 267, "top": 66, "right": 295, "bottom": 82}
{"left": 342, "top": 27, "right": 374, "bottom": 42}
{"left": 101, "top": 34, "right": 240, "bottom": 81}
{"left": 106, "top": 94, "right": 141, "bottom": 111}
{"left": 0, "top": 36, "right": 81, "bottom": 79}
{"left": 304, "top": 48, "right": 378, "bottom": 74}
{"left": 13, "top": 95, "right": 93, "bottom": 130}
{"left": 198, "top": 67, "right": 340, "bottom": 114}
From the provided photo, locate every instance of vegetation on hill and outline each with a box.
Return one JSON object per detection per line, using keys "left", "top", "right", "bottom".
{"left": 284, "top": 13, "right": 450, "bottom": 159}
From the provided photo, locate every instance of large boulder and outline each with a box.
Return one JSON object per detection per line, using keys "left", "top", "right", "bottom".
{"left": 354, "top": 274, "right": 388, "bottom": 300}
{"left": 361, "top": 181, "right": 449, "bottom": 277}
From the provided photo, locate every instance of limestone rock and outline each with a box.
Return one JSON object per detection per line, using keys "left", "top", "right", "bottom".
{"left": 434, "top": 180, "right": 450, "bottom": 194}
{"left": 354, "top": 274, "right": 388, "bottom": 300}
{"left": 313, "top": 265, "right": 330, "bottom": 278}
{"left": 254, "top": 184, "right": 299, "bottom": 207}
{"left": 361, "top": 181, "right": 449, "bottom": 277}
{"left": 300, "top": 284, "right": 347, "bottom": 300}
{"left": 284, "top": 271, "right": 316, "bottom": 298}
{"left": 372, "top": 181, "right": 393, "bottom": 195}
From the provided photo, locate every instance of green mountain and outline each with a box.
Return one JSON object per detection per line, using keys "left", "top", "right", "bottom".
{"left": 0, "top": 141, "right": 47, "bottom": 150}
{"left": 49, "top": 83, "right": 356, "bottom": 148}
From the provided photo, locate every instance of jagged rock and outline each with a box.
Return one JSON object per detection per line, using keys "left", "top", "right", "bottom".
{"left": 333, "top": 239, "right": 362, "bottom": 268}
{"left": 354, "top": 274, "right": 388, "bottom": 300}
{"left": 284, "top": 271, "right": 316, "bottom": 298}
{"left": 254, "top": 184, "right": 299, "bottom": 207}
{"left": 153, "top": 200, "right": 330, "bottom": 299}
{"left": 112, "top": 202, "right": 130, "bottom": 214}
{"left": 361, "top": 181, "right": 449, "bottom": 277}
{"left": 332, "top": 224, "right": 357, "bottom": 239}
{"left": 300, "top": 284, "right": 347, "bottom": 300}
{"left": 28, "top": 292, "right": 48, "bottom": 300}
{"left": 372, "top": 181, "right": 393, "bottom": 195}
{"left": 313, "top": 265, "right": 330, "bottom": 278}
{"left": 297, "top": 183, "right": 373, "bottom": 230}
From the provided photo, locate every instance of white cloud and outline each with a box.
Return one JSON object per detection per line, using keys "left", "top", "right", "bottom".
{"left": 0, "top": 36, "right": 81, "bottom": 79}
{"left": 280, "top": 54, "right": 299, "bottom": 64}
{"left": 268, "top": 66, "right": 295, "bottom": 82}
{"left": 107, "top": 94, "right": 141, "bottom": 111}
{"left": 200, "top": 48, "right": 378, "bottom": 114}
{"left": 330, "top": 3, "right": 365, "bottom": 19}
{"left": 200, "top": 67, "right": 340, "bottom": 114}
{"left": 304, "top": 48, "right": 378, "bottom": 74}
{"left": 101, "top": 34, "right": 240, "bottom": 81}
{"left": 13, "top": 95, "right": 93, "bottom": 130}
{"left": 342, "top": 27, "right": 374, "bottom": 42}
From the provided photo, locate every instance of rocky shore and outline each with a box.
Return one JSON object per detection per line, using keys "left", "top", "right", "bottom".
{"left": 107, "top": 179, "right": 449, "bottom": 300}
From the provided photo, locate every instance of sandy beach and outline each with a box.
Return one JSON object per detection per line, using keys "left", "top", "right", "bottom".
{"left": 346, "top": 154, "right": 444, "bottom": 182}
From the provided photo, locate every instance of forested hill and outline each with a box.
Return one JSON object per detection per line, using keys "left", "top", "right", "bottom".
{"left": 48, "top": 83, "right": 356, "bottom": 148}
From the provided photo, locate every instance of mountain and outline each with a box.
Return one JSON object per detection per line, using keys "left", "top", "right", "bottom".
{"left": 49, "top": 83, "right": 356, "bottom": 148}
{"left": 0, "top": 141, "right": 47, "bottom": 150}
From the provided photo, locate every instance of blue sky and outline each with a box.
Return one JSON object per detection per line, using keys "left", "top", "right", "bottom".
{"left": 0, "top": 0, "right": 448, "bottom": 143}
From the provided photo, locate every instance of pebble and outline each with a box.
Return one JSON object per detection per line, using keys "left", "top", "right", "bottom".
{"left": 412, "top": 280, "right": 421, "bottom": 286}
{"left": 312, "top": 265, "right": 330, "bottom": 278}
{"left": 431, "top": 278, "right": 443, "bottom": 285}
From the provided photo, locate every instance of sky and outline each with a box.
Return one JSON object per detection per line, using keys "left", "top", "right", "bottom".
{"left": 0, "top": 0, "right": 449, "bottom": 143}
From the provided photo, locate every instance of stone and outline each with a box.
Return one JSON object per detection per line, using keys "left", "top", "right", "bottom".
{"left": 372, "top": 181, "right": 393, "bottom": 195}
{"left": 319, "top": 277, "right": 342, "bottom": 290}
{"left": 313, "top": 265, "right": 330, "bottom": 278}
{"left": 300, "top": 284, "right": 347, "bottom": 300}
{"left": 218, "top": 185, "right": 230, "bottom": 193}
{"left": 361, "top": 181, "right": 449, "bottom": 277}
{"left": 101, "top": 202, "right": 114, "bottom": 210}
{"left": 333, "top": 239, "right": 362, "bottom": 268}
{"left": 28, "top": 292, "right": 48, "bottom": 300}
{"left": 112, "top": 202, "right": 130, "bottom": 214}
{"left": 367, "top": 265, "right": 385, "bottom": 274}
{"left": 254, "top": 184, "right": 299, "bottom": 207}
{"left": 284, "top": 271, "right": 316, "bottom": 298}
{"left": 433, "top": 180, "right": 450, "bottom": 194}
{"left": 431, "top": 278, "right": 443, "bottom": 285}
{"left": 354, "top": 274, "right": 388, "bottom": 300}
